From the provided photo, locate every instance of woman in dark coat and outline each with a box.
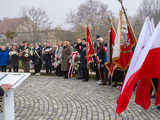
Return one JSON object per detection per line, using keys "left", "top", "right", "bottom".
{"left": 61, "top": 41, "right": 72, "bottom": 79}
{"left": 9, "top": 44, "right": 19, "bottom": 72}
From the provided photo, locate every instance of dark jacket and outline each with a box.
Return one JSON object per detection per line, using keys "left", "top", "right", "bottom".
{"left": 9, "top": 50, "right": 19, "bottom": 67}
{"left": 76, "top": 43, "right": 82, "bottom": 54}
{"left": 21, "top": 47, "right": 31, "bottom": 62}
{"left": 33, "top": 47, "right": 42, "bottom": 65}
{"left": 80, "top": 45, "right": 87, "bottom": 68}
{"left": 43, "top": 47, "right": 52, "bottom": 63}
{"left": 0, "top": 50, "right": 9, "bottom": 66}
{"left": 97, "top": 46, "right": 106, "bottom": 64}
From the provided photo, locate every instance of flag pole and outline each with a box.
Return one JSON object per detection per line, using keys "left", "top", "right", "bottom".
{"left": 86, "top": 24, "right": 102, "bottom": 81}
{"left": 109, "top": 21, "right": 113, "bottom": 85}
{"left": 118, "top": 0, "right": 137, "bottom": 44}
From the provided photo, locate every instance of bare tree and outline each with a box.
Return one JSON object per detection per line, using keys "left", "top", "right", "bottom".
{"left": 21, "top": 7, "right": 52, "bottom": 43}
{"left": 132, "top": 0, "right": 160, "bottom": 39}
{"left": 67, "top": 0, "right": 116, "bottom": 41}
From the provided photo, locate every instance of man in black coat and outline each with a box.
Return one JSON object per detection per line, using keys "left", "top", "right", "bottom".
{"left": 33, "top": 43, "right": 42, "bottom": 75}
{"left": 80, "top": 38, "right": 89, "bottom": 81}
{"left": 75, "top": 38, "right": 84, "bottom": 80}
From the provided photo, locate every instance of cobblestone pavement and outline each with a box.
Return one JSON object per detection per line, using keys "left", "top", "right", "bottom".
{"left": 15, "top": 76, "right": 160, "bottom": 120}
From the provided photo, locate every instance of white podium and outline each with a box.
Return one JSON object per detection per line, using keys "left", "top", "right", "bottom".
{"left": 0, "top": 73, "right": 30, "bottom": 120}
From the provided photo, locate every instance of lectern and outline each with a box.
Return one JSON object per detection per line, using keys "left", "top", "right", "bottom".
{"left": 0, "top": 73, "right": 30, "bottom": 120}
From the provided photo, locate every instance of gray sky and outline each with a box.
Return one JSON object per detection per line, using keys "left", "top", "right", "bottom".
{"left": 0, "top": 0, "right": 142, "bottom": 29}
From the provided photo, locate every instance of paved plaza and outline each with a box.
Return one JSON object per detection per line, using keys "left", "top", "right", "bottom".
{"left": 15, "top": 76, "right": 160, "bottom": 120}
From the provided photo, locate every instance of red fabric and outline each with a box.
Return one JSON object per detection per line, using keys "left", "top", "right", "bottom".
{"left": 86, "top": 25, "right": 95, "bottom": 63}
{"left": 116, "top": 71, "right": 138, "bottom": 115}
{"left": 155, "top": 80, "right": 160, "bottom": 105}
{"left": 115, "top": 26, "right": 134, "bottom": 70}
{"left": 135, "top": 78, "right": 151, "bottom": 110}
{"left": 116, "top": 48, "right": 160, "bottom": 115}
{"left": 110, "top": 25, "right": 116, "bottom": 45}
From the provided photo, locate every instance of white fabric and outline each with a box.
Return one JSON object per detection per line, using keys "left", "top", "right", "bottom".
{"left": 112, "top": 17, "right": 120, "bottom": 59}
{"left": 122, "top": 17, "right": 153, "bottom": 91}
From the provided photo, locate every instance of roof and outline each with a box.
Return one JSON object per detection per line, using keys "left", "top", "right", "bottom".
{"left": 0, "top": 34, "right": 7, "bottom": 40}
{"left": 0, "top": 17, "right": 27, "bottom": 33}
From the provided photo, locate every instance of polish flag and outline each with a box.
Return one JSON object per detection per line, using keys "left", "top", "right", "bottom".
{"left": 135, "top": 18, "right": 155, "bottom": 110}
{"left": 116, "top": 17, "right": 160, "bottom": 114}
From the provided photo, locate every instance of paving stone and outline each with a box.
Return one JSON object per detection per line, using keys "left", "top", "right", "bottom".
{"left": 14, "top": 76, "right": 160, "bottom": 120}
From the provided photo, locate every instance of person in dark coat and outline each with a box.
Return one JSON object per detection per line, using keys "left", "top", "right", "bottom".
{"left": 43, "top": 42, "right": 53, "bottom": 74}
{"left": 80, "top": 39, "right": 89, "bottom": 81}
{"left": 0, "top": 46, "right": 9, "bottom": 72}
{"left": 61, "top": 41, "right": 72, "bottom": 79}
{"left": 33, "top": 43, "right": 42, "bottom": 75}
{"left": 9, "top": 44, "right": 19, "bottom": 72}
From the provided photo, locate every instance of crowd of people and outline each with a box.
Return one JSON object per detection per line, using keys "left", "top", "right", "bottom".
{"left": 0, "top": 35, "right": 159, "bottom": 110}
{"left": 0, "top": 35, "right": 125, "bottom": 86}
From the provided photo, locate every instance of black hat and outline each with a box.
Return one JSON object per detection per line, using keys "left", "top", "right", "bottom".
{"left": 96, "top": 35, "right": 101, "bottom": 39}
{"left": 82, "top": 38, "right": 86, "bottom": 41}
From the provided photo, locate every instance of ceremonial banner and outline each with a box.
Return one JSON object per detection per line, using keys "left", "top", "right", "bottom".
{"left": 105, "top": 24, "right": 117, "bottom": 76}
{"left": 86, "top": 25, "right": 95, "bottom": 64}
{"left": 116, "top": 17, "right": 160, "bottom": 114}
{"left": 112, "top": 11, "right": 135, "bottom": 70}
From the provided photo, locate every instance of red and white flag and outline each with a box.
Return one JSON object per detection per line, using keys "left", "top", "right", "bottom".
{"left": 116, "top": 17, "right": 160, "bottom": 114}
